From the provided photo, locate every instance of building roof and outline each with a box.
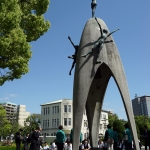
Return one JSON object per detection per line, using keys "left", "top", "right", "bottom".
{"left": 132, "top": 95, "right": 150, "bottom": 100}
{"left": 0, "top": 102, "right": 17, "bottom": 106}
{"left": 40, "top": 98, "right": 72, "bottom": 106}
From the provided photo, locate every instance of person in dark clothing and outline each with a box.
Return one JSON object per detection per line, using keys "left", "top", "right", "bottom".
{"left": 81, "top": 139, "right": 91, "bottom": 150}
{"left": 22, "top": 133, "right": 30, "bottom": 150}
{"left": 30, "top": 127, "right": 39, "bottom": 150}
{"left": 15, "top": 128, "right": 23, "bottom": 150}
{"left": 37, "top": 127, "right": 43, "bottom": 150}
{"left": 113, "top": 128, "right": 118, "bottom": 150}
{"left": 142, "top": 125, "right": 150, "bottom": 150}
{"left": 28, "top": 128, "right": 34, "bottom": 150}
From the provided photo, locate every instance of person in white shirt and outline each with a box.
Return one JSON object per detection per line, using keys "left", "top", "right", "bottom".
{"left": 98, "top": 139, "right": 104, "bottom": 149}
{"left": 50, "top": 140, "right": 57, "bottom": 150}
{"left": 43, "top": 142, "right": 49, "bottom": 150}
{"left": 64, "top": 141, "right": 72, "bottom": 150}
{"left": 40, "top": 145, "right": 43, "bottom": 150}
{"left": 81, "top": 139, "right": 91, "bottom": 150}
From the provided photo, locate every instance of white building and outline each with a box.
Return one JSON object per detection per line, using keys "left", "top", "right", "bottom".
{"left": 41, "top": 99, "right": 109, "bottom": 139}
{"left": 17, "top": 105, "right": 30, "bottom": 127}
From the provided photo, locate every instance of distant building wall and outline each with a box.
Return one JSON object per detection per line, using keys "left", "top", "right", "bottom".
{"left": 41, "top": 99, "right": 109, "bottom": 139}
{"left": 132, "top": 96, "right": 150, "bottom": 117}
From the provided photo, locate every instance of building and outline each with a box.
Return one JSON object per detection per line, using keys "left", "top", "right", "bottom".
{"left": 0, "top": 102, "right": 17, "bottom": 120}
{"left": 17, "top": 105, "right": 30, "bottom": 127}
{"left": 41, "top": 99, "right": 109, "bottom": 139}
{"left": 132, "top": 95, "right": 150, "bottom": 116}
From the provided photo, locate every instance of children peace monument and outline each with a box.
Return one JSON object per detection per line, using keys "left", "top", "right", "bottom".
{"left": 68, "top": 1, "right": 140, "bottom": 149}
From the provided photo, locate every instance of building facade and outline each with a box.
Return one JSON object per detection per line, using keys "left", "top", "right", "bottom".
{"left": 0, "top": 102, "right": 17, "bottom": 120}
{"left": 41, "top": 99, "right": 109, "bottom": 139}
{"left": 17, "top": 105, "right": 30, "bottom": 127}
{"left": 132, "top": 95, "right": 150, "bottom": 116}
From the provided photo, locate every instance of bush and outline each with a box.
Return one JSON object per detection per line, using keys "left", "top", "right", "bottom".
{"left": 0, "top": 145, "right": 23, "bottom": 150}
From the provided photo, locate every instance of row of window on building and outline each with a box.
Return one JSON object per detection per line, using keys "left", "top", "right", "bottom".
{"left": 43, "top": 105, "right": 72, "bottom": 115}
{"left": 43, "top": 118, "right": 72, "bottom": 129}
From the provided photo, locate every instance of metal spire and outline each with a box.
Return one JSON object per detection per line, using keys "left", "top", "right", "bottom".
{"left": 91, "top": 0, "right": 97, "bottom": 18}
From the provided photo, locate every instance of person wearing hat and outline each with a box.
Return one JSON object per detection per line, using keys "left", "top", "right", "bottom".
{"left": 15, "top": 128, "right": 23, "bottom": 150}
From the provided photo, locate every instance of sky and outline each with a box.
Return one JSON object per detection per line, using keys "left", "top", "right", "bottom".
{"left": 0, "top": 0, "right": 150, "bottom": 120}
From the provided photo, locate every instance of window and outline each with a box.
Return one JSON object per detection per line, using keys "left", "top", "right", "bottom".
{"left": 43, "top": 120, "right": 45, "bottom": 129}
{"left": 57, "top": 119, "right": 59, "bottom": 127}
{"left": 48, "top": 107, "right": 50, "bottom": 114}
{"left": 52, "top": 107, "right": 54, "bottom": 114}
{"left": 100, "top": 124, "right": 102, "bottom": 129}
{"left": 46, "top": 108, "right": 47, "bottom": 115}
{"left": 68, "top": 118, "right": 71, "bottom": 126}
{"left": 57, "top": 106, "right": 59, "bottom": 113}
{"left": 84, "top": 121, "right": 87, "bottom": 127}
{"left": 55, "top": 106, "right": 57, "bottom": 114}
{"left": 64, "top": 118, "right": 67, "bottom": 126}
{"left": 45, "top": 120, "right": 47, "bottom": 128}
{"left": 44, "top": 108, "right": 45, "bottom": 115}
{"left": 55, "top": 119, "right": 57, "bottom": 127}
{"left": 48, "top": 120, "right": 49, "bottom": 127}
{"left": 68, "top": 105, "right": 71, "bottom": 112}
{"left": 52, "top": 119, "right": 54, "bottom": 127}
{"left": 64, "top": 105, "right": 67, "bottom": 112}
{"left": 103, "top": 114, "right": 106, "bottom": 119}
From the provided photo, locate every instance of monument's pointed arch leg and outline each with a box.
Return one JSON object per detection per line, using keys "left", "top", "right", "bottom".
{"left": 108, "top": 66, "right": 139, "bottom": 150}
{"left": 86, "top": 63, "right": 111, "bottom": 147}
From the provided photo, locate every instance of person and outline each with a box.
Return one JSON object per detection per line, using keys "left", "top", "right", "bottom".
{"left": 122, "top": 123, "right": 132, "bottom": 150}
{"left": 49, "top": 139, "right": 57, "bottom": 150}
{"left": 40, "top": 145, "right": 43, "bottom": 150}
{"left": 43, "top": 142, "right": 49, "bottom": 150}
{"left": 142, "top": 125, "right": 150, "bottom": 150}
{"left": 37, "top": 127, "right": 43, "bottom": 150}
{"left": 56, "top": 125, "right": 66, "bottom": 150}
{"left": 113, "top": 128, "right": 118, "bottom": 150}
{"left": 22, "top": 133, "right": 30, "bottom": 150}
{"left": 81, "top": 139, "right": 91, "bottom": 150}
{"left": 104, "top": 124, "right": 115, "bottom": 150}
{"left": 98, "top": 139, "right": 104, "bottom": 149}
{"left": 82, "top": 17, "right": 119, "bottom": 63}
{"left": 68, "top": 36, "right": 79, "bottom": 75}
{"left": 29, "top": 128, "right": 34, "bottom": 150}
{"left": 15, "top": 128, "right": 23, "bottom": 150}
{"left": 64, "top": 140, "right": 72, "bottom": 150}
{"left": 30, "top": 127, "right": 40, "bottom": 150}
{"left": 70, "top": 128, "right": 82, "bottom": 144}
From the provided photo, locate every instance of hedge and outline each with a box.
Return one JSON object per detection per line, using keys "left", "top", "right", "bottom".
{"left": 0, "top": 145, "right": 23, "bottom": 150}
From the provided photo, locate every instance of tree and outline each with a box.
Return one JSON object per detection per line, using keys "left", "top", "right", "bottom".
{"left": 0, "top": 0, "right": 50, "bottom": 85}
{"left": 23, "top": 114, "right": 40, "bottom": 134}
{"left": 108, "top": 113, "right": 119, "bottom": 126}
{"left": 134, "top": 116, "right": 150, "bottom": 135}
{"left": 0, "top": 106, "right": 12, "bottom": 137}
{"left": 113, "top": 119, "right": 124, "bottom": 139}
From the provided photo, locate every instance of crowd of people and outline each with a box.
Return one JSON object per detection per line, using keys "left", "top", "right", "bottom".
{"left": 15, "top": 123, "right": 148, "bottom": 150}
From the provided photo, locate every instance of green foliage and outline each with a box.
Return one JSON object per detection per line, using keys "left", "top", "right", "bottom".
{"left": 0, "top": 0, "right": 50, "bottom": 85}
{"left": 23, "top": 114, "right": 40, "bottom": 134}
{"left": 108, "top": 113, "right": 119, "bottom": 126}
{"left": 134, "top": 116, "right": 150, "bottom": 135}
{"left": 113, "top": 119, "right": 124, "bottom": 135}
{"left": 0, "top": 145, "right": 23, "bottom": 150}
{"left": 0, "top": 106, "right": 12, "bottom": 137}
